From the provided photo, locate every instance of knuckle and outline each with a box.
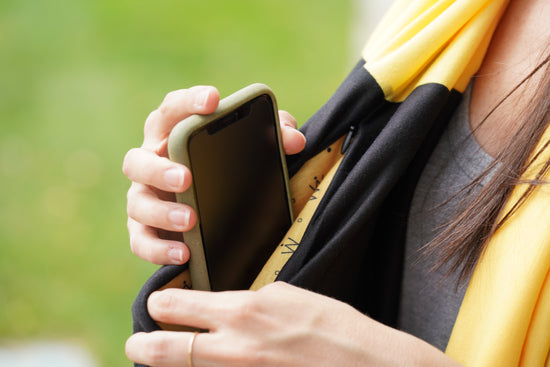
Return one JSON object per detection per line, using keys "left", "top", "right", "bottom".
{"left": 257, "top": 282, "right": 276, "bottom": 295}
{"left": 158, "top": 91, "right": 183, "bottom": 119}
{"left": 126, "top": 184, "right": 136, "bottom": 202}
{"left": 158, "top": 101, "right": 172, "bottom": 119}
{"left": 126, "top": 190, "right": 138, "bottom": 218}
{"left": 163, "top": 90, "right": 181, "bottom": 103}
{"left": 128, "top": 232, "right": 140, "bottom": 256}
{"left": 126, "top": 220, "right": 151, "bottom": 261}
{"left": 262, "top": 281, "right": 289, "bottom": 294}
{"left": 143, "top": 331, "right": 170, "bottom": 365}
{"left": 228, "top": 293, "right": 261, "bottom": 325}
{"left": 149, "top": 290, "right": 178, "bottom": 319}
{"left": 122, "top": 148, "right": 140, "bottom": 178}
{"left": 227, "top": 340, "right": 266, "bottom": 366}
{"left": 126, "top": 217, "right": 133, "bottom": 232}
{"left": 122, "top": 151, "right": 132, "bottom": 177}
{"left": 131, "top": 226, "right": 164, "bottom": 263}
{"left": 255, "top": 281, "right": 290, "bottom": 301}
{"left": 143, "top": 244, "right": 164, "bottom": 265}
{"left": 144, "top": 109, "right": 161, "bottom": 136}
{"left": 126, "top": 184, "right": 153, "bottom": 220}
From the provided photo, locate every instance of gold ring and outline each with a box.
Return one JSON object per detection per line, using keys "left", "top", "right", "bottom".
{"left": 188, "top": 331, "right": 199, "bottom": 367}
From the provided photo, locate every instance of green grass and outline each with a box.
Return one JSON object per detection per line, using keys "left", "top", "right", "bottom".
{"left": 0, "top": 0, "right": 353, "bottom": 365}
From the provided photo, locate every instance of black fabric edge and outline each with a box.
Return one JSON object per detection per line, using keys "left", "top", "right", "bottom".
{"left": 279, "top": 82, "right": 464, "bottom": 324}
{"left": 287, "top": 59, "right": 386, "bottom": 177}
{"left": 132, "top": 263, "right": 189, "bottom": 333}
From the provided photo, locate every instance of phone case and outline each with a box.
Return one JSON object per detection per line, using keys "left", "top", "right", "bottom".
{"left": 167, "top": 83, "right": 293, "bottom": 291}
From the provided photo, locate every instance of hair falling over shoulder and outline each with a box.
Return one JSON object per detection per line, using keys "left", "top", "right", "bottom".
{"left": 426, "top": 48, "right": 550, "bottom": 285}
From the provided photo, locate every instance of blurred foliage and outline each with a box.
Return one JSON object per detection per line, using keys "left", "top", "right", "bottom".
{"left": 0, "top": 0, "right": 353, "bottom": 365}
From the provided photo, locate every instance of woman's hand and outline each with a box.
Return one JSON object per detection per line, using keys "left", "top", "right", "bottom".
{"left": 122, "top": 86, "right": 306, "bottom": 265}
{"left": 125, "top": 282, "right": 463, "bottom": 367}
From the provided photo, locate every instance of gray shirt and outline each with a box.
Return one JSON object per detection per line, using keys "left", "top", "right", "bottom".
{"left": 398, "top": 84, "right": 496, "bottom": 351}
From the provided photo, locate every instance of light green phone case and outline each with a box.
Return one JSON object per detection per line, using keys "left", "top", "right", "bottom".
{"left": 167, "top": 83, "right": 293, "bottom": 291}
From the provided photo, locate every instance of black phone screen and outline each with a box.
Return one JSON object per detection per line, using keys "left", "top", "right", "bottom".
{"left": 187, "top": 94, "right": 292, "bottom": 291}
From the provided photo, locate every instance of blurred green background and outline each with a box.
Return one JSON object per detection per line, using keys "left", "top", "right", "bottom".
{"left": 0, "top": 0, "right": 357, "bottom": 365}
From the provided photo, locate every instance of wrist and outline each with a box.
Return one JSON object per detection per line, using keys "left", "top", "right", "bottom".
{"left": 356, "top": 318, "right": 464, "bottom": 367}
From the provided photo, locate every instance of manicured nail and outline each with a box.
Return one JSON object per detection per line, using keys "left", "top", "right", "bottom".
{"left": 194, "top": 90, "right": 210, "bottom": 109}
{"left": 168, "top": 248, "right": 184, "bottom": 263}
{"left": 169, "top": 209, "right": 190, "bottom": 229}
{"left": 164, "top": 167, "right": 184, "bottom": 190}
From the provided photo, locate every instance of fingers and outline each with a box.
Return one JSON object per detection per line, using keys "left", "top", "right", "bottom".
{"left": 143, "top": 86, "right": 220, "bottom": 152}
{"left": 127, "top": 183, "right": 196, "bottom": 232}
{"left": 127, "top": 218, "right": 190, "bottom": 265}
{"left": 126, "top": 331, "right": 194, "bottom": 367}
{"left": 123, "top": 148, "right": 192, "bottom": 193}
{"left": 279, "top": 110, "right": 306, "bottom": 155}
{"left": 127, "top": 331, "right": 225, "bottom": 367}
{"left": 127, "top": 285, "right": 323, "bottom": 367}
{"left": 124, "top": 86, "right": 218, "bottom": 267}
{"left": 123, "top": 148, "right": 195, "bottom": 265}
{"left": 147, "top": 288, "right": 255, "bottom": 331}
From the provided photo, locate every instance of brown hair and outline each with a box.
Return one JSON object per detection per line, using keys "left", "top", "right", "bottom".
{"left": 426, "top": 52, "right": 550, "bottom": 284}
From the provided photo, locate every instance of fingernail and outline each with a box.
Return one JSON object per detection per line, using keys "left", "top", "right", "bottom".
{"left": 168, "top": 248, "right": 184, "bottom": 263}
{"left": 194, "top": 90, "right": 210, "bottom": 109}
{"left": 169, "top": 209, "right": 190, "bottom": 229}
{"left": 164, "top": 167, "right": 184, "bottom": 190}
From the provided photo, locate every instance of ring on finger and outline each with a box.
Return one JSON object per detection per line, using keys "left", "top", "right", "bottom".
{"left": 188, "top": 331, "right": 199, "bottom": 367}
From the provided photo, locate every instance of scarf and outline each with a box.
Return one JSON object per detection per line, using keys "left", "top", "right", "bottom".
{"left": 133, "top": 1, "right": 550, "bottom": 365}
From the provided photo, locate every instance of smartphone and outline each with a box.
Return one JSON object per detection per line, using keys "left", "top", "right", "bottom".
{"left": 168, "top": 84, "right": 293, "bottom": 292}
